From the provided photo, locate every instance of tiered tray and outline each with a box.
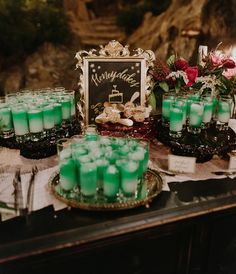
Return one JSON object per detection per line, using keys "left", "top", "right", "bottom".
{"left": 0, "top": 120, "right": 81, "bottom": 159}
{"left": 156, "top": 119, "right": 236, "bottom": 163}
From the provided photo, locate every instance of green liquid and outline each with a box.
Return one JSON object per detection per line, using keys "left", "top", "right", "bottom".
{"left": 12, "top": 109, "right": 29, "bottom": 135}
{"left": 170, "top": 108, "right": 183, "bottom": 132}
{"left": 0, "top": 107, "right": 13, "bottom": 130}
{"left": 80, "top": 162, "right": 97, "bottom": 197}
{"left": 162, "top": 99, "right": 172, "bottom": 120}
{"left": 121, "top": 161, "right": 139, "bottom": 196}
{"left": 60, "top": 158, "right": 78, "bottom": 191}
{"left": 103, "top": 165, "right": 120, "bottom": 198}
{"left": 61, "top": 100, "right": 71, "bottom": 120}
{"left": 28, "top": 109, "right": 43, "bottom": 133}
{"left": 53, "top": 103, "right": 62, "bottom": 126}
{"left": 43, "top": 105, "right": 55, "bottom": 129}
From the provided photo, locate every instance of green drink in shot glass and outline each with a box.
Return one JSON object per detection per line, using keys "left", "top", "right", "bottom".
{"left": 120, "top": 160, "right": 139, "bottom": 198}
{"left": 11, "top": 104, "right": 30, "bottom": 143}
{"left": 136, "top": 140, "right": 149, "bottom": 173}
{"left": 188, "top": 101, "right": 204, "bottom": 134}
{"left": 60, "top": 96, "right": 71, "bottom": 125}
{"left": 80, "top": 162, "right": 97, "bottom": 198}
{"left": 96, "top": 158, "right": 109, "bottom": 192}
{"left": 217, "top": 95, "right": 233, "bottom": 131}
{"left": 176, "top": 97, "right": 187, "bottom": 126}
{"left": 43, "top": 104, "right": 55, "bottom": 134}
{"left": 85, "top": 124, "right": 98, "bottom": 141}
{"left": 103, "top": 165, "right": 120, "bottom": 201}
{"left": 162, "top": 94, "right": 175, "bottom": 126}
{"left": 169, "top": 102, "right": 183, "bottom": 138}
{"left": 60, "top": 158, "right": 78, "bottom": 191}
{"left": 202, "top": 96, "right": 213, "bottom": 128}
{"left": 65, "top": 90, "right": 76, "bottom": 118}
{"left": 53, "top": 103, "right": 62, "bottom": 127}
{"left": 28, "top": 106, "right": 44, "bottom": 141}
{"left": 57, "top": 139, "right": 78, "bottom": 192}
{"left": 0, "top": 100, "right": 14, "bottom": 138}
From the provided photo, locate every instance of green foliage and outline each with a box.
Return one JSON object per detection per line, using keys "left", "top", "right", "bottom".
{"left": 0, "top": 0, "right": 70, "bottom": 59}
{"left": 117, "top": 0, "right": 172, "bottom": 34}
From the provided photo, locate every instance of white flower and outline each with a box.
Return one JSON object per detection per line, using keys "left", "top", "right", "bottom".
{"left": 195, "top": 75, "right": 222, "bottom": 96}
{"left": 166, "top": 71, "right": 188, "bottom": 84}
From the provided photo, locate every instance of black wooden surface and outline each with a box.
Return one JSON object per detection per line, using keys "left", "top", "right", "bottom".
{"left": 0, "top": 177, "right": 236, "bottom": 274}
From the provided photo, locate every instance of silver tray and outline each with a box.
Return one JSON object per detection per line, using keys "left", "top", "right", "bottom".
{"left": 48, "top": 169, "right": 163, "bottom": 211}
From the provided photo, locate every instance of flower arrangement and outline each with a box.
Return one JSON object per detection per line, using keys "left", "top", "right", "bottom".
{"left": 148, "top": 44, "right": 236, "bottom": 112}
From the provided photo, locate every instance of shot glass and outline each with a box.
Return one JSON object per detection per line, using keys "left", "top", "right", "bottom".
{"left": 79, "top": 162, "right": 97, "bottom": 198}
{"left": 162, "top": 93, "right": 175, "bottom": 126}
{"left": 11, "top": 104, "right": 30, "bottom": 143}
{"left": 0, "top": 97, "right": 14, "bottom": 138}
{"left": 120, "top": 160, "right": 139, "bottom": 198}
{"left": 64, "top": 89, "right": 76, "bottom": 119}
{"left": 84, "top": 124, "right": 99, "bottom": 141}
{"left": 202, "top": 95, "right": 214, "bottom": 128}
{"left": 186, "top": 91, "right": 200, "bottom": 121}
{"left": 217, "top": 95, "right": 233, "bottom": 131}
{"left": 53, "top": 102, "right": 63, "bottom": 129}
{"left": 57, "top": 139, "right": 78, "bottom": 191}
{"left": 169, "top": 102, "right": 184, "bottom": 138}
{"left": 175, "top": 96, "right": 187, "bottom": 126}
{"left": 42, "top": 104, "right": 55, "bottom": 137}
{"left": 96, "top": 158, "right": 109, "bottom": 192}
{"left": 60, "top": 95, "right": 72, "bottom": 127}
{"left": 188, "top": 101, "right": 204, "bottom": 134}
{"left": 103, "top": 165, "right": 120, "bottom": 201}
{"left": 28, "top": 105, "right": 44, "bottom": 142}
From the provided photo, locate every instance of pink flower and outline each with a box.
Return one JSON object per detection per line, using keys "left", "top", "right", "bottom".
{"left": 209, "top": 52, "right": 223, "bottom": 66}
{"left": 185, "top": 66, "right": 198, "bottom": 86}
{"left": 223, "top": 67, "right": 236, "bottom": 79}
{"left": 174, "top": 58, "right": 189, "bottom": 71}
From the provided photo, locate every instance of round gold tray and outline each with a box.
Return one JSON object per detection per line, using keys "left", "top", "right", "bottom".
{"left": 48, "top": 169, "right": 163, "bottom": 211}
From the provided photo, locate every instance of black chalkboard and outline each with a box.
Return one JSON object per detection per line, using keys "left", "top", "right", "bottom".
{"left": 84, "top": 58, "right": 146, "bottom": 124}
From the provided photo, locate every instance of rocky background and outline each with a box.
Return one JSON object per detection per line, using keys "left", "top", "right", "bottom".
{"left": 1, "top": 0, "right": 236, "bottom": 95}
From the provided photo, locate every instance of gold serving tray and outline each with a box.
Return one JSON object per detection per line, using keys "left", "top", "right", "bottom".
{"left": 48, "top": 169, "right": 163, "bottom": 211}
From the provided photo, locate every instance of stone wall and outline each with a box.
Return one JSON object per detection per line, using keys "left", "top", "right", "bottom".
{"left": 127, "top": 0, "right": 236, "bottom": 61}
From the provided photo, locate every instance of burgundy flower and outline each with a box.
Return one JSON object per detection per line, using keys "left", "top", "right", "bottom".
{"left": 174, "top": 58, "right": 189, "bottom": 71}
{"left": 185, "top": 66, "right": 198, "bottom": 86}
{"left": 148, "top": 59, "right": 170, "bottom": 81}
{"left": 222, "top": 59, "right": 236, "bottom": 69}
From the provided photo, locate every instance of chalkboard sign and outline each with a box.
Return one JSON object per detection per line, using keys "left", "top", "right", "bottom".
{"left": 84, "top": 58, "right": 146, "bottom": 124}
{"left": 75, "top": 41, "right": 155, "bottom": 126}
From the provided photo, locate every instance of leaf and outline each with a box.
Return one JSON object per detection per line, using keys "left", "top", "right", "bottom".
{"left": 159, "top": 81, "right": 169, "bottom": 92}
{"left": 147, "top": 91, "right": 157, "bottom": 112}
{"left": 167, "top": 55, "right": 175, "bottom": 67}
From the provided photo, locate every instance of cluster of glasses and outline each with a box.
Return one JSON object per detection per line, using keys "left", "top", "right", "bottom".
{"left": 162, "top": 91, "right": 233, "bottom": 138}
{"left": 0, "top": 87, "right": 76, "bottom": 143}
{"left": 57, "top": 126, "right": 149, "bottom": 202}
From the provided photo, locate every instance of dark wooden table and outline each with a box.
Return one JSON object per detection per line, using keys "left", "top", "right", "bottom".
{"left": 0, "top": 176, "right": 236, "bottom": 274}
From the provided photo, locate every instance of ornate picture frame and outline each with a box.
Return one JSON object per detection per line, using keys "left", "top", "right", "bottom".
{"left": 75, "top": 40, "right": 155, "bottom": 126}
